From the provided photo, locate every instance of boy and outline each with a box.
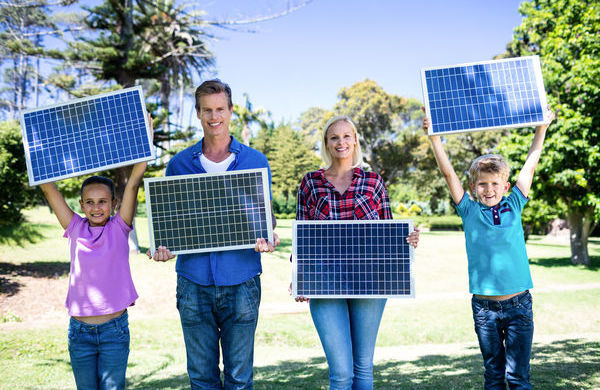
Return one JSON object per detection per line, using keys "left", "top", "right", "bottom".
{"left": 423, "top": 107, "right": 554, "bottom": 389}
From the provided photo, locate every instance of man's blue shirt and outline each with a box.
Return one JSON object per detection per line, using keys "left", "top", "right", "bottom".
{"left": 165, "top": 136, "right": 272, "bottom": 286}
{"left": 455, "top": 186, "right": 533, "bottom": 295}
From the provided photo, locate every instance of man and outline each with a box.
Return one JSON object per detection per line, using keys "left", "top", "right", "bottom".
{"left": 151, "top": 79, "right": 279, "bottom": 389}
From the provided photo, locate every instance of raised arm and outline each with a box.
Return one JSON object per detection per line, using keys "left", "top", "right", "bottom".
{"left": 515, "top": 108, "right": 555, "bottom": 197}
{"left": 40, "top": 182, "right": 74, "bottom": 229}
{"left": 120, "top": 113, "right": 152, "bottom": 226}
{"left": 423, "top": 113, "right": 465, "bottom": 205}
{"left": 119, "top": 161, "right": 147, "bottom": 227}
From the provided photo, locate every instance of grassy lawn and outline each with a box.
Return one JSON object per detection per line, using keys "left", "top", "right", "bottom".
{"left": 1, "top": 208, "right": 599, "bottom": 389}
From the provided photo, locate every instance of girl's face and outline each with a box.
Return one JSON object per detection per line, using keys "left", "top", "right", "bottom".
{"left": 79, "top": 183, "right": 117, "bottom": 227}
{"left": 325, "top": 121, "right": 357, "bottom": 162}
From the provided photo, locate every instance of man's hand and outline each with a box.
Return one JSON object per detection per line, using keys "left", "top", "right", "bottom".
{"left": 146, "top": 246, "right": 175, "bottom": 262}
{"left": 254, "top": 232, "right": 280, "bottom": 253}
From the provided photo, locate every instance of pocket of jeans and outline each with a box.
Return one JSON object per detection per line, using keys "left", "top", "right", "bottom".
{"left": 235, "top": 276, "right": 260, "bottom": 324}
{"left": 67, "top": 324, "right": 78, "bottom": 341}
{"left": 113, "top": 324, "right": 130, "bottom": 343}
{"left": 471, "top": 301, "right": 488, "bottom": 325}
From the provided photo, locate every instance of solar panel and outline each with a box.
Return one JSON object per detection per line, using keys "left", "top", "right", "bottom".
{"left": 292, "top": 220, "right": 414, "bottom": 298}
{"left": 145, "top": 168, "right": 274, "bottom": 255}
{"left": 20, "top": 86, "right": 154, "bottom": 186}
{"left": 421, "top": 56, "right": 549, "bottom": 135}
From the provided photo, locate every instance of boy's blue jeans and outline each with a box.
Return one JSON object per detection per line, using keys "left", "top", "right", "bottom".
{"left": 472, "top": 291, "right": 534, "bottom": 390}
{"left": 176, "top": 274, "right": 261, "bottom": 390}
{"left": 68, "top": 310, "right": 130, "bottom": 390}
{"left": 309, "top": 298, "right": 387, "bottom": 390}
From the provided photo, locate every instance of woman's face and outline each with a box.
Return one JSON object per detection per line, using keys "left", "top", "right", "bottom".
{"left": 325, "top": 121, "right": 357, "bottom": 162}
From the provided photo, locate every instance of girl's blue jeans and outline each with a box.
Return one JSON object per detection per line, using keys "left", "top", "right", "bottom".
{"left": 472, "top": 291, "right": 534, "bottom": 390}
{"left": 68, "top": 310, "right": 130, "bottom": 390}
{"left": 309, "top": 298, "right": 386, "bottom": 390}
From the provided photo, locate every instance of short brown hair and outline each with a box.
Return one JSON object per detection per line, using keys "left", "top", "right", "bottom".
{"left": 469, "top": 154, "right": 510, "bottom": 183}
{"left": 195, "top": 79, "right": 233, "bottom": 111}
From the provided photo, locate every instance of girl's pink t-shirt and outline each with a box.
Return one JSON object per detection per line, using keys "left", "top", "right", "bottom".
{"left": 64, "top": 213, "right": 138, "bottom": 316}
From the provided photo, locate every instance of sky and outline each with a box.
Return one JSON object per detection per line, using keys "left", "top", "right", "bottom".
{"left": 201, "top": 0, "right": 525, "bottom": 123}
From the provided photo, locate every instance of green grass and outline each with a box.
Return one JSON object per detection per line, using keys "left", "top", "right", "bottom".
{"left": 1, "top": 209, "right": 599, "bottom": 389}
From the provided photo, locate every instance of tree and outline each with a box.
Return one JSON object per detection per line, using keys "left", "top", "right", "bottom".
{"left": 232, "top": 93, "right": 270, "bottom": 145}
{"left": 251, "top": 123, "right": 320, "bottom": 201}
{"left": 503, "top": 0, "right": 599, "bottom": 265}
{"left": 0, "top": 120, "right": 38, "bottom": 224}
{"left": 297, "top": 106, "right": 332, "bottom": 151}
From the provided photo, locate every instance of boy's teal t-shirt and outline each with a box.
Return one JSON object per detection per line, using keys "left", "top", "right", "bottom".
{"left": 455, "top": 186, "right": 533, "bottom": 295}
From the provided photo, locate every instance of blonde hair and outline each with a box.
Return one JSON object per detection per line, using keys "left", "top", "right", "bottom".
{"left": 469, "top": 154, "right": 510, "bottom": 183}
{"left": 320, "top": 115, "right": 364, "bottom": 169}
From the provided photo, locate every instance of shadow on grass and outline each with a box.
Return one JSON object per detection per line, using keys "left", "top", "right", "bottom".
{"left": 269, "top": 238, "right": 292, "bottom": 261}
{"left": 0, "top": 261, "right": 69, "bottom": 296}
{"left": 0, "top": 223, "right": 45, "bottom": 246}
{"left": 530, "top": 256, "right": 600, "bottom": 270}
{"left": 123, "top": 339, "right": 600, "bottom": 389}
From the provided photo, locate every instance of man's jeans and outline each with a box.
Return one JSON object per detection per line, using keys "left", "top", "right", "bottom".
{"left": 309, "top": 298, "right": 387, "bottom": 390}
{"left": 68, "top": 311, "right": 130, "bottom": 390}
{"left": 472, "top": 290, "right": 534, "bottom": 390}
{"left": 177, "top": 274, "right": 261, "bottom": 390}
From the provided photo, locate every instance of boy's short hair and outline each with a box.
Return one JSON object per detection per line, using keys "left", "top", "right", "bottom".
{"left": 320, "top": 115, "right": 364, "bottom": 169}
{"left": 194, "top": 79, "right": 233, "bottom": 111}
{"left": 81, "top": 176, "right": 116, "bottom": 199}
{"left": 469, "top": 154, "right": 510, "bottom": 183}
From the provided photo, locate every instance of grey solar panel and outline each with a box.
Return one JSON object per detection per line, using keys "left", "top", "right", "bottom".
{"left": 421, "top": 56, "right": 549, "bottom": 135}
{"left": 20, "top": 86, "right": 154, "bottom": 186}
{"left": 292, "top": 220, "right": 414, "bottom": 298}
{"left": 145, "top": 168, "right": 273, "bottom": 255}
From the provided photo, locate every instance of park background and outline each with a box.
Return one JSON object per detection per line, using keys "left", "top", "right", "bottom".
{"left": 1, "top": 0, "right": 599, "bottom": 388}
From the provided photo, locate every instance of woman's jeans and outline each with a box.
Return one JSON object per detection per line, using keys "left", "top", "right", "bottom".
{"left": 68, "top": 311, "right": 130, "bottom": 390}
{"left": 310, "top": 298, "right": 386, "bottom": 390}
{"left": 472, "top": 291, "right": 534, "bottom": 390}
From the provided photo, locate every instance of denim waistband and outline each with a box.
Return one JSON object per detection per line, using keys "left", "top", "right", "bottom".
{"left": 472, "top": 290, "right": 530, "bottom": 311}
{"left": 69, "top": 310, "right": 128, "bottom": 332}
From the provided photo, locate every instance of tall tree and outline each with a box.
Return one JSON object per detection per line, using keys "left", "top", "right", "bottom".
{"left": 503, "top": 0, "right": 599, "bottom": 265}
{"left": 232, "top": 93, "right": 269, "bottom": 145}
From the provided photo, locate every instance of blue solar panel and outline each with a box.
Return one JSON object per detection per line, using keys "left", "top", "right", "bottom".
{"left": 20, "top": 86, "right": 155, "bottom": 185}
{"left": 145, "top": 168, "right": 274, "bottom": 255}
{"left": 421, "top": 56, "right": 548, "bottom": 135}
{"left": 292, "top": 220, "right": 414, "bottom": 298}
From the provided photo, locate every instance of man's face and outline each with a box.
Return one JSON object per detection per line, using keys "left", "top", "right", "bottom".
{"left": 196, "top": 92, "right": 233, "bottom": 138}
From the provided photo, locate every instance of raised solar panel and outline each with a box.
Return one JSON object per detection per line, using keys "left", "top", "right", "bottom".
{"left": 292, "top": 220, "right": 414, "bottom": 298}
{"left": 20, "top": 86, "right": 154, "bottom": 186}
{"left": 145, "top": 168, "right": 273, "bottom": 255}
{"left": 421, "top": 56, "right": 549, "bottom": 135}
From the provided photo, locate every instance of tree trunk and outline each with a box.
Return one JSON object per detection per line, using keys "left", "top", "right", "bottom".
{"left": 567, "top": 210, "right": 591, "bottom": 266}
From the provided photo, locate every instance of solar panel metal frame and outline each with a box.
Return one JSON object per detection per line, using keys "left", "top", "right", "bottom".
{"left": 20, "top": 86, "right": 154, "bottom": 186}
{"left": 421, "top": 56, "right": 549, "bottom": 135}
{"left": 292, "top": 220, "right": 415, "bottom": 299}
{"left": 145, "top": 168, "right": 273, "bottom": 256}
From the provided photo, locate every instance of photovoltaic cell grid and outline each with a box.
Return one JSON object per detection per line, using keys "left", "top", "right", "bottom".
{"left": 421, "top": 56, "right": 548, "bottom": 135}
{"left": 292, "top": 220, "right": 414, "bottom": 298}
{"left": 20, "top": 86, "right": 154, "bottom": 185}
{"left": 145, "top": 168, "right": 273, "bottom": 255}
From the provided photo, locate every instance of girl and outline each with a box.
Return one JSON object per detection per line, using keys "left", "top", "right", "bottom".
{"left": 295, "top": 115, "right": 419, "bottom": 390}
{"left": 40, "top": 151, "right": 148, "bottom": 389}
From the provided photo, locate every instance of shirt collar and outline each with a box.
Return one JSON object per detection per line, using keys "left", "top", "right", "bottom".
{"left": 480, "top": 196, "right": 509, "bottom": 211}
{"left": 192, "top": 136, "right": 242, "bottom": 157}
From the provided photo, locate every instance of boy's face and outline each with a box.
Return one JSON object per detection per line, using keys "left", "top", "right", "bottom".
{"left": 470, "top": 172, "right": 510, "bottom": 208}
{"left": 79, "top": 183, "right": 117, "bottom": 227}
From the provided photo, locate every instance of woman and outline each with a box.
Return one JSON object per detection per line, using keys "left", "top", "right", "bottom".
{"left": 295, "top": 115, "right": 419, "bottom": 389}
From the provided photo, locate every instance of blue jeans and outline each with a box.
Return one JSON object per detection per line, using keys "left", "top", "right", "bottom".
{"left": 310, "top": 298, "right": 387, "bottom": 390}
{"left": 68, "top": 311, "right": 130, "bottom": 390}
{"left": 176, "top": 274, "right": 261, "bottom": 390}
{"left": 472, "top": 291, "right": 534, "bottom": 390}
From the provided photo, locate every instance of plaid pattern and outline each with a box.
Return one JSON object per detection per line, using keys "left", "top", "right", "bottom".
{"left": 296, "top": 167, "right": 393, "bottom": 221}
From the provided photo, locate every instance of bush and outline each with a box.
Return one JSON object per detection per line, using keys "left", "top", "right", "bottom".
{"left": 0, "top": 120, "right": 39, "bottom": 225}
{"left": 415, "top": 215, "right": 463, "bottom": 231}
